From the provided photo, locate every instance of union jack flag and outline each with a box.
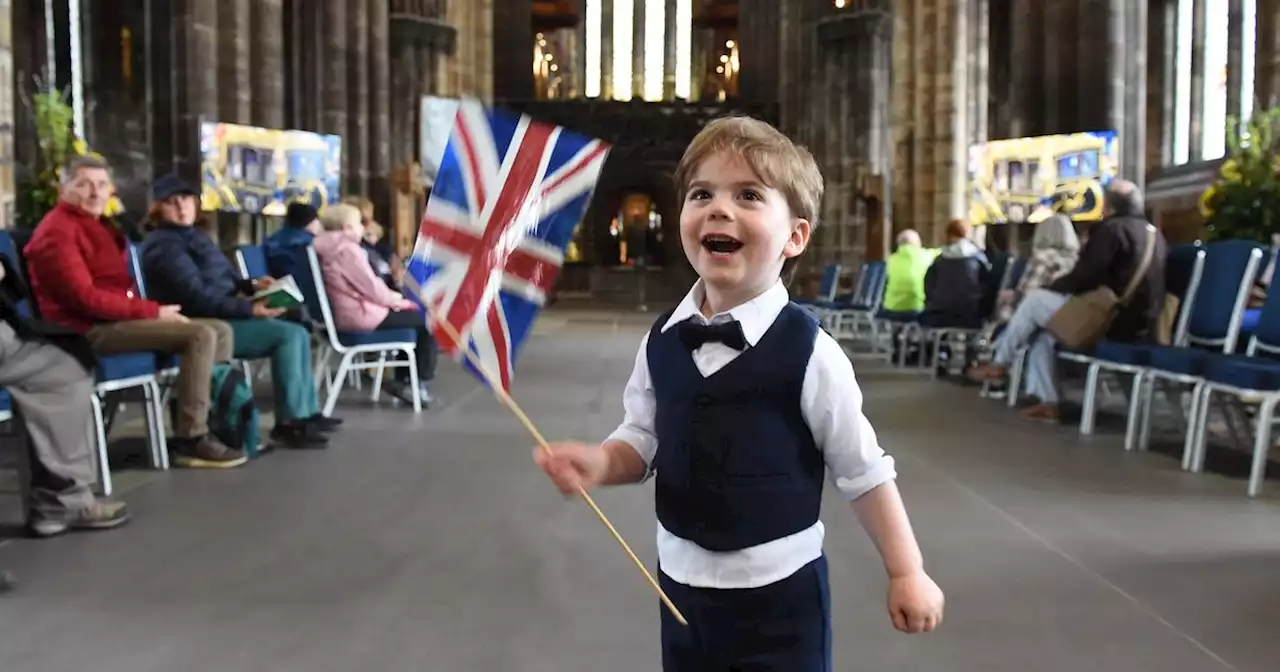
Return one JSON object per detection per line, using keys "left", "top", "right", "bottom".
{"left": 404, "top": 98, "right": 610, "bottom": 391}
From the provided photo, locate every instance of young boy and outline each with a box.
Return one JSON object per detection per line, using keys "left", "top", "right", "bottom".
{"left": 534, "top": 116, "right": 944, "bottom": 670}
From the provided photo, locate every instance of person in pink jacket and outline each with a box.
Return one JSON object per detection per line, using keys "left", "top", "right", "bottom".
{"left": 313, "top": 203, "right": 436, "bottom": 404}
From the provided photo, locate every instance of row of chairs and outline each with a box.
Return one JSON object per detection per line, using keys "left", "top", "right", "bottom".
{"left": 0, "top": 231, "right": 168, "bottom": 496}
{"left": 227, "top": 243, "right": 423, "bottom": 416}
{"left": 810, "top": 254, "right": 1024, "bottom": 372}
{"left": 1064, "top": 240, "right": 1280, "bottom": 496}
{"left": 821, "top": 239, "right": 1280, "bottom": 497}
{"left": 0, "top": 233, "right": 429, "bottom": 498}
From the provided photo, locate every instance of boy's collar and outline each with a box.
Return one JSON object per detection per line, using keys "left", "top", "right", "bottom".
{"left": 661, "top": 279, "right": 789, "bottom": 347}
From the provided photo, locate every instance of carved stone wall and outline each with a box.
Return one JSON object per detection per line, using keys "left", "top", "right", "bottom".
{"left": 10, "top": 0, "right": 489, "bottom": 241}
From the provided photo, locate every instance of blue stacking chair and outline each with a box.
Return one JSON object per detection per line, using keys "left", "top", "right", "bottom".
{"left": 126, "top": 242, "right": 182, "bottom": 381}
{"left": 235, "top": 244, "right": 268, "bottom": 281}
{"left": 295, "top": 246, "right": 422, "bottom": 415}
{"left": 3, "top": 235, "right": 169, "bottom": 495}
{"left": 1180, "top": 284, "right": 1280, "bottom": 495}
{"left": 796, "top": 262, "right": 843, "bottom": 323}
{"left": 1092, "top": 241, "right": 1264, "bottom": 461}
{"left": 1073, "top": 243, "right": 1206, "bottom": 448}
{"left": 0, "top": 389, "right": 19, "bottom": 519}
{"left": 828, "top": 260, "right": 888, "bottom": 347}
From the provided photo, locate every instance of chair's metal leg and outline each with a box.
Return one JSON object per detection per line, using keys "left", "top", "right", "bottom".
{"left": 1123, "top": 370, "right": 1145, "bottom": 451}
{"left": 1181, "top": 382, "right": 1203, "bottom": 470}
{"left": 1006, "top": 349, "right": 1026, "bottom": 409}
{"left": 1191, "top": 384, "right": 1213, "bottom": 473}
{"left": 149, "top": 381, "right": 170, "bottom": 470}
{"left": 370, "top": 351, "right": 388, "bottom": 402}
{"left": 323, "top": 351, "right": 355, "bottom": 417}
{"left": 1137, "top": 374, "right": 1158, "bottom": 451}
{"left": 406, "top": 346, "right": 422, "bottom": 413}
{"left": 1079, "top": 362, "right": 1102, "bottom": 436}
{"left": 89, "top": 393, "right": 112, "bottom": 497}
{"left": 1247, "top": 397, "right": 1279, "bottom": 497}
{"left": 141, "top": 381, "right": 159, "bottom": 469}
{"left": 350, "top": 354, "right": 364, "bottom": 390}
{"left": 1221, "top": 397, "right": 1248, "bottom": 449}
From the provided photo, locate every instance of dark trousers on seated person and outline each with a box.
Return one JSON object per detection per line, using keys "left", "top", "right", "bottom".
{"left": 375, "top": 310, "right": 438, "bottom": 382}
{"left": 660, "top": 555, "right": 832, "bottom": 671}
{"left": 84, "top": 319, "right": 234, "bottom": 439}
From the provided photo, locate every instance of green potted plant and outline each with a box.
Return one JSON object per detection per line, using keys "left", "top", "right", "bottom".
{"left": 16, "top": 77, "right": 124, "bottom": 228}
{"left": 1201, "top": 106, "right": 1280, "bottom": 243}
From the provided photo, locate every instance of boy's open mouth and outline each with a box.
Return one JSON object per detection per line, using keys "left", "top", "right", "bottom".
{"left": 701, "top": 234, "right": 744, "bottom": 255}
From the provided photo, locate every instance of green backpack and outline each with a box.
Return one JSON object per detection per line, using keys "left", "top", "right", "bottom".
{"left": 209, "top": 363, "right": 262, "bottom": 458}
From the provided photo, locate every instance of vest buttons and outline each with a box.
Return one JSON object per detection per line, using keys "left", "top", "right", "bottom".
{"left": 694, "top": 394, "right": 713, "bottom": 410}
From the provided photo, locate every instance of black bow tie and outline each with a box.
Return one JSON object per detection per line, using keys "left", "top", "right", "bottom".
{"left": 678, "top": 319, "right": 748, "bottom": 352}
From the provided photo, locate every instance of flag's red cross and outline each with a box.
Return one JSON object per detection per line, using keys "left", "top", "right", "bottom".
{"left": 415, "top": 116, "right": 599, "bottom": 391}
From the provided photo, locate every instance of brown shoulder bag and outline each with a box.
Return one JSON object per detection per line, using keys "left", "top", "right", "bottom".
{"left": 1044, "top": 224, "right": 1157, "bottom": 351}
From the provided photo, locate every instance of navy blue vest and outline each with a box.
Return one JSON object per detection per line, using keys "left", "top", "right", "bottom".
{"left": 649, "top": 303, "right": 825, "bottom": 552}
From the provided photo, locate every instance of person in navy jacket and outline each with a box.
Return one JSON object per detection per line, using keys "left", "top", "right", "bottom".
{"left": 535, "top": 117, "right": 944, "bottom": 670}
{"left": 263, "top": 202, "right": 321, "bottom": 279}
{"left": 140, "top": 175, "right": 340, "bottom": 449}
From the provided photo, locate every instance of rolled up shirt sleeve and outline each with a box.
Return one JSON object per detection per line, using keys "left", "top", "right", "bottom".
{"left": 606, "top": 331, "right": 659, "bottom": 468}
{"left": 804, "top": 330, "right": 898, "bottom": 499}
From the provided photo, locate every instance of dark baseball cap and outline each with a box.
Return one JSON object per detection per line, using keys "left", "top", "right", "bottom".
{"left": 151, "top": 173, "right": 197, "bottom": 202}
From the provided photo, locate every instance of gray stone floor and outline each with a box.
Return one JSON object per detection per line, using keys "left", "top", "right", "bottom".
{"left": 2, "top": 309, "right": 1280, "bottom": 671}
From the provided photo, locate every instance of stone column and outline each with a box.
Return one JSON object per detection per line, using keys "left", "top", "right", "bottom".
{"left": 217, "top": 0, "right": 251, "bottom": 124}
{"left": 0, "top": 0, "right": 13, "bottom": 229}
{"left": 1158, "top": 0, "right": 1177, "bottom": 165}
{"left": 390, "top": 36, "right": 417, "bottom": 166}
{"left": 1257, "top": 0, "right": 1280, "bottom": 107}
{"left": 1228, "top": 0, "right": 1245, "bottom": 122}
{"left": 492, "top": 0, "right": 533, "bottom": 99}
{"left": 663, "top": 0, "right": 678, "bottom": 99}
{"left": 347, "top": 0, "right": 370, "bottom": 196}
{"left": 1122, "top": 0, "right": 1148, "bottom": 186}
{"left": 1007, "top": 0, "right": 1031, "bottom": 137}
{"left": 633, "top": 0, "right": 646, "bottom": 99}
{"left": 944, "top": 0, "right": 967, "bottom": 222}
{"left": 1189, "top": 0, "right": 1206, "bottom": 160}
{"left": 251, "top": 0, "right": 285, "bottom": 129}
{"left": 176, "top": 0, "right": 219, "bottom": 184}
{"left": 817, "top": 1, "right": 894, "bottom": 264}
{"left": 739, "top": 0, "right": 782, "bottom": 104}
{"left": 970, "top": 0, "right": 989, "bottom": 146}
{"left": 369, "top": 0, "right": 392, "bottom": 219}
{"left": 323, "top": 0, "right": 349, "bottom": 180}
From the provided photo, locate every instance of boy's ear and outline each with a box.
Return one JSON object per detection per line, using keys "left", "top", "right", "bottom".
{"left": 782, "top": 218, "right": 812, "bottom": 260}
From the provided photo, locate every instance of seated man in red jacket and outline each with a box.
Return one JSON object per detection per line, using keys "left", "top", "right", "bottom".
{"left": 24, "top": 155, "right": 246, "bottom": 468}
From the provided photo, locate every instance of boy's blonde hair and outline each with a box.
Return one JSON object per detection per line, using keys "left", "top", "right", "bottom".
{"left": 673, "top": 116, "right": 823, "bottom": 276}
{"left": 319, "top": 203, "right": 362, "bottom": 232}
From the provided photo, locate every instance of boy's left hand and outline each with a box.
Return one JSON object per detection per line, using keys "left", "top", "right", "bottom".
{"left": 888, "top": 570, "right": 944, "bottom": 633}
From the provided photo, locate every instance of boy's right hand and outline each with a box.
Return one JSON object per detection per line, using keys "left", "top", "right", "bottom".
{"left": 533, "top": 442, "right": 610, "bottom": 496}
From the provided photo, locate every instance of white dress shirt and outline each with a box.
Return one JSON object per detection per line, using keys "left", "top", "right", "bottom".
{"left": 608, "top": 280, "right": 898, "bottom": 589}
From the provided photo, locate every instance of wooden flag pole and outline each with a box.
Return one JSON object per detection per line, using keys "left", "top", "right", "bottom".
{"left": 426, "top": 310, "right": 688, "bottom": 626}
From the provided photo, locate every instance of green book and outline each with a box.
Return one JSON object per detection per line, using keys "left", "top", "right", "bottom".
{"left": 252, "top": 275, "right": 304, "bottom": 309}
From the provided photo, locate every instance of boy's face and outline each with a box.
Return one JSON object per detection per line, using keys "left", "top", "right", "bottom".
{"left": 679, "top": 151, "right": 810, "bottom": 303}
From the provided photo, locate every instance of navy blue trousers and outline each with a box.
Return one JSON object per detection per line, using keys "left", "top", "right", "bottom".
{"left": 660, "top": 556, "right": 832, "bottom": 671}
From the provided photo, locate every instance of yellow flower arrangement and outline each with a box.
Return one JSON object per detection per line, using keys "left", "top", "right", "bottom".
{"left": 1200, "top": 107, "right": 1280, "bottom": 242}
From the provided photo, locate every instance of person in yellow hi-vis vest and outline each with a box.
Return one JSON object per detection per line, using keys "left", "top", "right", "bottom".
{"left": 881, "top": 229, "right": 939, "bottom": 318}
